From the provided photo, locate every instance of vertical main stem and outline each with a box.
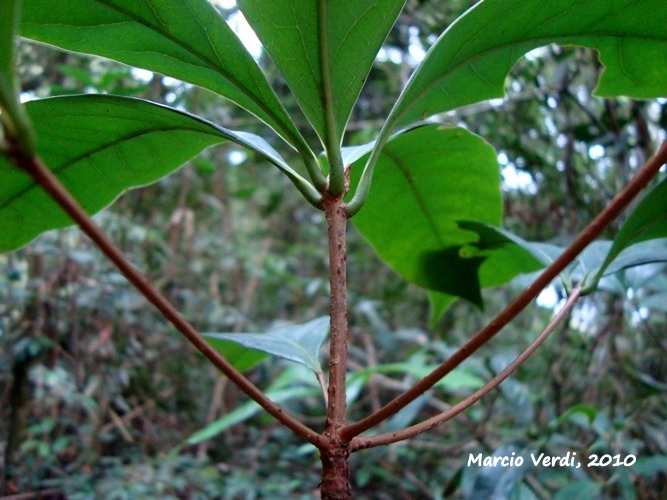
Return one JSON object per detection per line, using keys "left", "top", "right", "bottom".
{"left": 325, "top": 194, "right": 348, "bottom": 434}
{"left": 321, "top": 194, "right": 351, "bottom": 499}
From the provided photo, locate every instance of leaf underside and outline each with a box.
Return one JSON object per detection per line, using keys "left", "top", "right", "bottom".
{"left": 238, "top": 0, "right": 405, "bottom": 145}
{"left": 349, "top": 125, "right": 507, "bottom": 307}
{"left": 598, "top": 177, "right": 667, "bottom": 277}
{"left": 356, "top": 0, "right": 667, "bottom": 318}
{"left": 20, "top": 0, "right": 304, "bottom": 147}
{"left": 461, "top": 217, "right": 667, "bottom": 287}
{"left": 0, "top": 95, "right": 284, "bottom": 253}
{"left": 204, "top": 316, "right": 330, "bottom": 374}
{"left": 388, "top": 0, "right": 667, "bottom": 133}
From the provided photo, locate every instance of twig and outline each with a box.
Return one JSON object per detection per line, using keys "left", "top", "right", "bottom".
{"left": 0, "top": 488, "right": 66, "bottom": 500}
{"left": 350, "top": 286, "right": 583, "bottom": 451}
{"left": 7, "top": 150, "right": 327, "bottom": 450}
{"left": 99, "top": 401, "right": 154, "bottom": 434}
{"left": 362, "top": 333, "right": 382, "bottom": 414}
{"left": 108, "top": 408, "right": 135, "bottom": 443}
{"left": 340, "top": 140, "right": 667, "bottom": 442}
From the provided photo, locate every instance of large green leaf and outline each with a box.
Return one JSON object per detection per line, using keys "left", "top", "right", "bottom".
{"left": 238, "top": 0, "right": 405, "bottom": 147}
{"left": 0, "top": 0, "right": 34, "bottom": 155}
{"left": 387, "top": 0, "right": 667, "bottom": 133}
{"left": 20, "top": 0, "right": 306, "bottom": 150}
{"left": 604, "top": 239, "right": 667, "bottom": 276}
{"left": 348, "top": 125, "right": 504, "bottom": 306}
{"left": 0, "top": 94, "right": 300, "bottom": 253}
{"left": 461, "top": 220, "right": 667, "bottom": 288}
{"left": 204, "top": 316, "right": 330, "bottom": 375}
{"left": 597, "top": 178, "right": 667, "bottom": 279}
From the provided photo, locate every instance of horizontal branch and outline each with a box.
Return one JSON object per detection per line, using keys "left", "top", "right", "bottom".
{"left": 340, "top": 139, "right": 667, "bottom": 442}
{"left": 350, "top": 285, "right": 583, "bottom": 451}
{"left": 8, "top": 150, "right": 327, "bottom": 449}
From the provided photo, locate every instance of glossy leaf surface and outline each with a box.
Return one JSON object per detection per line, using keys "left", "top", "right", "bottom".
{"left": 204, "top": 316, "right": 330, "bottom": 374}
{"left": 0, "top": 95, "right": 290, "bottom": 253}
{"left": 349, "top": 125, "right": 504, "bottom": 306}
{"left": 386, "top": 0, "right": 667, "bottom": 133}
{"left": 238, "top": 0, "right": 405, "bottom": 145}
{"left": 20, "top": 0, "right": 305, "bottom": 148}
{"left": 461, "top": 221, "right": 667, "bottom": 286}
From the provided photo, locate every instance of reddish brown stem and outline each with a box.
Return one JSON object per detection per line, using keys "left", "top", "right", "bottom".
{"left": 321, "top": 193, "right": 352, "bottom": 499}
{"left": 9, "top": 151, "right": 326, "bottom": 449}
{"left": 350, "top": 286, "right": 582, "bottom": 451}
{"left": 340, "top": 140, "right": 667, "bottom": 442}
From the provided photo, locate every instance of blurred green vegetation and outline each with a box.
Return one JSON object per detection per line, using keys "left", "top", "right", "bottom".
{"left": 1, "top": 1, "right": 666, "bottom": 498}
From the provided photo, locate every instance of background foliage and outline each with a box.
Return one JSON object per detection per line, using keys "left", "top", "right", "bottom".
{"left": 1, "top": 0, "right": 666, "bottom": 497}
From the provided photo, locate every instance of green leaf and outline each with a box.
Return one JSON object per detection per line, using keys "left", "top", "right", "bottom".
{"left": 597, "top": 178, "right": 667, "bottom": 278}
{"left": 386, "top": 0, "right": 667, "bottom": 133}
{"left": 0, "top": 94, "right": 297, "bottom": 253}
{"left": 348, "top": 125, "right": 503, "bottom": 307}
{"left": 427, "top": 291, "right": 456, "bottom": 328}
{"left": 459, "top": 222, "right": 667, "bottom": 289}
{"left": 0, "top": 0, "right": 34, "bottom": 155}
{"left": 182, "top": 384, "right": 317, "bottom": 448}
{"left": 175, "top": 364, "right": 320, "bottom": 450}
{"left": 457, "top": 221, "right": 559, "bottom": 268}
{"left": 238, "top": 0, "right": 405, "bottom": 146}
{"left": 553, "top": 403, "right": 598, "bottom": 428}
{"left": 599, "top": 239, "right": 667, "bottom": 276}
{"left": 204, "top": 316, "right": 330, "bottom": 374}
{"left": 554, "top": 481, "right": 601, "bottom": 500}
{"left": 632, "top": 455, "right": 667, "bottom": 477}
{"left": 20, "top": 0, "right": 306, "bottom": 150}
{"left": 205, "top": 341, "right": 268, "bottom": 373}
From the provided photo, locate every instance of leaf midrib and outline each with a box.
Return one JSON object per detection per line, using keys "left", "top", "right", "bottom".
{"left": 266, "top": 332, "right": 320, "bottom": 371}
{"left": 393, "top": 30, "right": 667, "bottom": 129}
{"left": 86, "top": 0, "right": 294, "bottom": 142}
{"left": 384, "top": 148, "right": 446, "bottom": 249}
{"left": 0, "top": 126, "right": 224, "bottom": 212}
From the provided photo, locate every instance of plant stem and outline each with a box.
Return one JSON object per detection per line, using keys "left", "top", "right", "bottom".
{"left": 340, "top": 138, "right": 667, "bottom": 442}
{"left": 318, "top": 0, "right": 345, "bottom": 196}
{"left": 320, "top": 192, "right": 351, "bottom": 499}
{"left": 350, "top": 285, "right": 582, "bottom": 451}
{"left": 8, "top": 150, "right": 326, "bottom": 449}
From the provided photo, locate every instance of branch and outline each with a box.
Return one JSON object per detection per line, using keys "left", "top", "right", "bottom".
{"left": 7, "top": 150, "right": 327, "bottom": 449}
{"left": 350, "top": 285, "right": 583, "bottom": 451}
{"left": 340, "top": 139, "right": 667, "bottom": 442}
